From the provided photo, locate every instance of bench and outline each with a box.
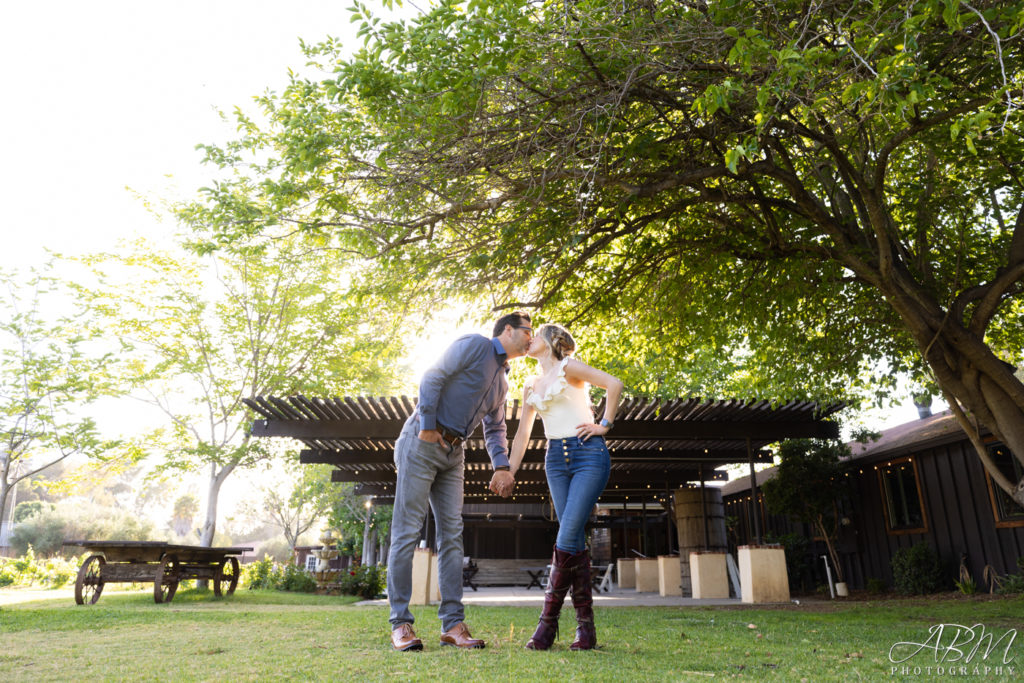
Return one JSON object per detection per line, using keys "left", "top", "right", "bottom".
{"left": 471, "top": 558, "right": 551, "bottom": 586}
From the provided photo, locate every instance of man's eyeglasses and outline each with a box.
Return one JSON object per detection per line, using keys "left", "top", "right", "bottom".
{"left": 515, "top": 325, "right": 534, "bottom": 336}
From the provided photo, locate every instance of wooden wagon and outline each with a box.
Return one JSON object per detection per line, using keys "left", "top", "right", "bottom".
{"left": 64, "top": 541, "right": 253, "bottom": 605}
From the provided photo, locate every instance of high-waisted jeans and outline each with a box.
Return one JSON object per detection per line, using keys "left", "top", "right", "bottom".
{"left": 545, "top": 436, "right": 611, "bottom": 554}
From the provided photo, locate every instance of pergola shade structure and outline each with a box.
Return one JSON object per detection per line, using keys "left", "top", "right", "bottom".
{"left": 244, "top": 395, "right": 843, "bottom": 506}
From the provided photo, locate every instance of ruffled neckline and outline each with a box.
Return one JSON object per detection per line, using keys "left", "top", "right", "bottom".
{"left": 525, "top": 357, "right": 571, "bottom": 411}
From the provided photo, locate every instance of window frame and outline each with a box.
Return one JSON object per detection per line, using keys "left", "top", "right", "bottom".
{"left": 876, "top": 456, "right": 928, "bottom": 535}
{"left": 305, "top": 553, "right": 319, "bottom": 572}
{"left": 984, "top": 442, "right": 1024, "bottom": 529}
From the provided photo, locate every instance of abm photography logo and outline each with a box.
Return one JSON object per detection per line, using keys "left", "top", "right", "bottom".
{"left": 889, "top": 623, "right": 1018, "bottom": 677}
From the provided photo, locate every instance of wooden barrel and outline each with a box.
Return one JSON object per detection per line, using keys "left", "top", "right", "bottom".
{"left": 674, "top": 487, "right": 728, "bottom": 596}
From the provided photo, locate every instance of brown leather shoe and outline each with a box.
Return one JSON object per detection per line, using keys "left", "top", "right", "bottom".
{"left": 440, "top": 622, "right": 485, "bottom": 649}
{"left": 391, "top": 623, "right": 423, "bottom": 651}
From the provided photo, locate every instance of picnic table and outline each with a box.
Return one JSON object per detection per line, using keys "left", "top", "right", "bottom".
{"left": 521, "top": 566, "right": 549, "bottom": 589}
{"left": 522, "top": 564, "right": 612, "bottom": 591}
{"left": 64, "top": 541, "right": 252, "bottom": 605}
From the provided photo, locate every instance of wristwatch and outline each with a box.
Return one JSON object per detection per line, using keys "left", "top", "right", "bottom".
{"left": 599, "top": 418, "right": 614, "bottom": 429}
{"left": 495, "top": 466, "right": 510, "bottom": 471}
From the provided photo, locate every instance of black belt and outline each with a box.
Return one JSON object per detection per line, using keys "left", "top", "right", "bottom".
{"left": 436, "top": 424, "right": 464, "bottom": 448}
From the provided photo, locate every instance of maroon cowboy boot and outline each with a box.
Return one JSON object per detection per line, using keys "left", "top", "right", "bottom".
{"left": 569, "top": 549, "right": 597, "bottom": 650}
{"left": 525, "top": 547, "right": 586, "bottom": 650}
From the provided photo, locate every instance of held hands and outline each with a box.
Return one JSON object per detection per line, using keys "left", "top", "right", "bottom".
{"left": 489, "top": 470, "right": 515, "bottom": 497}
{"left": 575, "top": 421, "right": 609, "bottom": 441}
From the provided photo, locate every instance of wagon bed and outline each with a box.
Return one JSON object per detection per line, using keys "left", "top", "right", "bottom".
{"left": 63, "top": 540, "right": 253, "bottom": 605}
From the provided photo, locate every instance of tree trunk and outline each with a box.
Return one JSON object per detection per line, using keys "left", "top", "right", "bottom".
{"left": 816, "top": 516, "right": 844, "bottom": 584}
{"left": 881, "top": 279, "right": 1024, "bottom": 506}
{"left": 197, "top": 461, "right": 235, "bottom": 589}
{"left": 0, "top": 477, "right": 12, "bottom": 551}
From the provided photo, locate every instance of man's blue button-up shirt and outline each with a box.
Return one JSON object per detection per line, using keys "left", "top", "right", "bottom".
{"left": 417, "top": 335, "right": 510, "bottom": 469}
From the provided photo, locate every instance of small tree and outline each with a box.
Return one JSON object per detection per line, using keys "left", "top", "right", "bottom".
{"left": 1, "top": 264, "right": 120, "bottom": 548}
{"left": 762, "top": 439, "right": 851, "bottom": 584}
{"left": 171, "top": 494, "right": 199, "bottom": 539}
{"left": 258, "top": 463, "right": 335, "bottom": 549}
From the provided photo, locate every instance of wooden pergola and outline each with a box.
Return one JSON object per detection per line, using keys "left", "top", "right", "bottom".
{"left": 244, "top": 396, "right": 842, "bottom": 512}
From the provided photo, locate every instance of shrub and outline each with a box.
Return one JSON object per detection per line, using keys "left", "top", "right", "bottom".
{"left": 41, "top": 556, "right": 80, "bottom": 588}
{"left": 339, "top": 565, "right": 386, "bottom": 599}
{"left": 0, "top": 563, "right": 16, "bottom": 587}
{"left": 0, "top": 547, "right": 80, "bottom": 588}
{"left": 866, "top": 577, "right": 888, "bottom": 594}
{"left": 997, "top": 557, "right": 1024, "bottom": 595}
{"left": 239, "top": 555, "right": 316, "bottom": 592}
{"left": 13, "top": 501, "right": 51, "bottom": 523}
{"left": 10, "top": 501, "right": 154, "bottom": 557}
{"left": 277, "top": 561, "right": 317, "bottom": 593}
{"left": 891, "top": 542, "right": 945, "bottom": 594}
{"left": 10, "top": 514, "right": 67, "bottom": 557}
{"left": 242, "top": 556, "right": 278, "bottom": 590}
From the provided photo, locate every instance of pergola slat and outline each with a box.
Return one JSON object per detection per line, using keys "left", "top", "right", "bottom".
{"left": 253, "top": 394, "right": 842, "bottom": 502}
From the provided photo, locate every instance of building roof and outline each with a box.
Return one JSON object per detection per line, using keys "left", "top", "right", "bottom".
{"left": 244, "top": 395, "right": 842, "bottom": 505}
{"left": 847, "top": 410, "right": 967, "bottom": 461}
{"left": 721, "top": 409, "right": 974, "bottom": 496}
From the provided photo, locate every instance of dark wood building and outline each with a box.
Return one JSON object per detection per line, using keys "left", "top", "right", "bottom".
{"left": 722, "top": 410, "right": 1024, "bottom": 592}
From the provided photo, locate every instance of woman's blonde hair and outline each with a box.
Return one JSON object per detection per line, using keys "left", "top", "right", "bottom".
{"left": 537, "top": 323, "right": 576, "bottom": 361}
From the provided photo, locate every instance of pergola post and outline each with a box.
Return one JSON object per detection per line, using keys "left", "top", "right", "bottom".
{"left": 664, "top": 482, "right": 673, "bottom": 554}
{"left": 700, "top": 465, "right": 709, "bottom": 551}
{"left": 621, "top": 500, "right": 628, "bottom": 555}
{"left": 641, "top": 499, "right": 648, "bottom": 556}
{"left": 747, "top": 437, "right": 762, "bottom": 545}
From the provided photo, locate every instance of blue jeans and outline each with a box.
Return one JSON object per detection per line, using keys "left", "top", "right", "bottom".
{"left": 387, "top": 415, "right": 466, "bottom": 632}
{"left": 545, "top": 436, "right": 611, "bottom": 553}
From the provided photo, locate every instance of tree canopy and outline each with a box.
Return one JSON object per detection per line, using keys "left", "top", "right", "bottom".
{"left": 178, "top": 0, "right": 1024, "bottom": 502}
{"left": 79, "top": 240, "right": 407, "bottom": 545}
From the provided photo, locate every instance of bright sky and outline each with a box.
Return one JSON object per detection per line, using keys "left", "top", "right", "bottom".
{"left": 0, "top": 1, "right": 431, "bottom": 534}
{"left": 0, "top": 0, "right": 419, "bottom": 267}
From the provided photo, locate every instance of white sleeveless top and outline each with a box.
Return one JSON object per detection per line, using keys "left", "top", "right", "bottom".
{"left": 525, "top": 358, "right": 595, "bottom": 439}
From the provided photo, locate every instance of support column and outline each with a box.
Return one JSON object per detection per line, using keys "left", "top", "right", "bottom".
{"left": 747, "top": 438, "right": 762, "bottom": 545}
{"left": 700, "top": 465, "right": 709, "bottom": 551}
{"left": 621, "top": 501, "right": 628, "bottom": 557}
{"left": 641, "top": 499, "right": 648, "bottom": 557}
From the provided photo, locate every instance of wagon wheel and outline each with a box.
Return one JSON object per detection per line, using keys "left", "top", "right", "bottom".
{"left": 74, "top": 554, "right": 106, "bottom": 605}
{"left": 214, "top": 557, "right": 240, "bottom": 596}
{"left": 153, "top": 554, "right": 180, "bottom": 604}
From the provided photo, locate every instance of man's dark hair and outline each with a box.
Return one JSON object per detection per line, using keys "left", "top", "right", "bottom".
{"left": 492, "top": 311, "right": 532, "bottom": 337}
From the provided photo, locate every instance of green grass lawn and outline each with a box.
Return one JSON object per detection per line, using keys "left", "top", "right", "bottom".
{"left": 2, "top": 590, "right": 1022, "bottom": 681}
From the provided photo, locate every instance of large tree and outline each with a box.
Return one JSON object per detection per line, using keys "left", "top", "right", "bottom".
{"left": 0, "top": 264, "right": 119, "bottom": 547}
{"left": 81, "top": 240, "right": 406, "bottom": 546}
{"left": 179, "top": 0, "right": 1024, "bottom": 504}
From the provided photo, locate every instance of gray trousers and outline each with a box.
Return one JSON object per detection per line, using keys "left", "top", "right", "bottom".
{"left": 387, "top": 415, "right": 466, "bottom": 632}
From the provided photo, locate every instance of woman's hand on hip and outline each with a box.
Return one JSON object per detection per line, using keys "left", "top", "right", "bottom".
{"left": 576, "top": 421, "right": 608, "bottom": 441}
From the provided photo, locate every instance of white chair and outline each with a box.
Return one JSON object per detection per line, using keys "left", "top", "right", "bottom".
{"left": 594, "top": 563, "right": 614, "bottom": 593}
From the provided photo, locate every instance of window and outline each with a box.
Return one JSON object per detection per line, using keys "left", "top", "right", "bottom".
{"left": 305, "top": 553, "right": 318, "bottom": 572}
{"left": 878, "top": 457, "right": 927, "bottom": 534}
{"left": 985, "top": 443, "right": 1024, "bottom": 527}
